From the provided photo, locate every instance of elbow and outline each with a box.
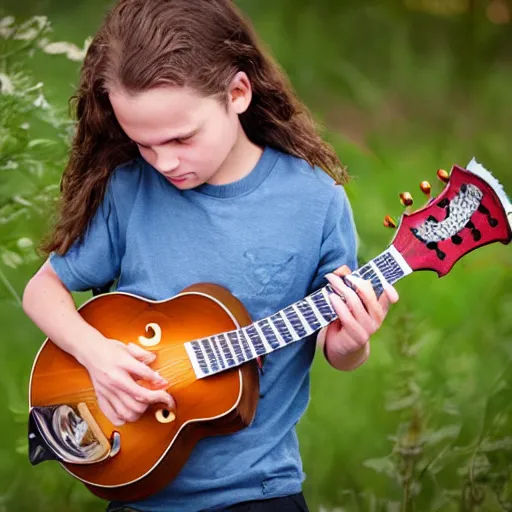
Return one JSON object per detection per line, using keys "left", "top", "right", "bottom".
{"left": 22, "top": 260, "right": 61, "bottom": 317}
{"left": 22, "top": 275, "right": 39, "bottom": 317}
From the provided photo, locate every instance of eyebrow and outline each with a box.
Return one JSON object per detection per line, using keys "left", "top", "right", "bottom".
{"left": 134, "top": 129, "right": 198, "bottom": 147}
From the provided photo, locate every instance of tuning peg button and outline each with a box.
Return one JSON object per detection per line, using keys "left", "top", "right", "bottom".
{"left": 399, "top": 192, "right": 413, "bottom": 207}
{"left": 383, "top": 215, "right": 397, "bottom": 228}
{"left": 437, "top": 169, "right": 449, "bottom": 183}
{"left": 420, "top": 181, "right": 431, "bottom": 196}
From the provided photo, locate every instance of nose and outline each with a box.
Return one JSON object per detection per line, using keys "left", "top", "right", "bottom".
{"left": 154, "top": 148, "right": 179, "bottom": 174}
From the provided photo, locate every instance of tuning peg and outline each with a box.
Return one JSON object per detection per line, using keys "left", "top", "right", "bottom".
{"left": 399, "top": 192, "right": 413, "bottom": 207}
{"left": 383, "top": 215, "right": 397, "bottom": 228}
{"left": 437, "top": 169, "right": 449, "bottom": 183}
{"left": 420, "top": 181, "right": 431, "bottom": 199}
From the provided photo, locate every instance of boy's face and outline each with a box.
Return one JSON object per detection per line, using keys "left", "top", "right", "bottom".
{"left": 109, "top": 79, "right": 248, "bottom": 190}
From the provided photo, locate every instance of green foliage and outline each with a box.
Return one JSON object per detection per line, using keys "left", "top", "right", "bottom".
{"left": 1, "top": 2, "right": 511, "bottom": 512}
{"left": 0, "top": 15, "right": 73, "bottom": 305}
{"left": 0, "top": 14, "right": 103, "bottom": 512}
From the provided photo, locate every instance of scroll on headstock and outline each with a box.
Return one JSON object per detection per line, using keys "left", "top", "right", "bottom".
{"left": 391, "top": 159, "right": 512, "bottom": 277}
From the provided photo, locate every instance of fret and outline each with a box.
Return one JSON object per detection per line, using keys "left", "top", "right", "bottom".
{"left": 269, "top": 312, "right": 294, "bottom": 344}
{"left": 210, "top": 335, "right": 226, "bottom": 369}
{"left": 296, "top": 298, "right": 322, "bottom": 331}
{"left": 361, "top": 266, "right": 384, "bottom": 298}
{"left": 267, "top": 318, "right": 287, "bottom": 347}
{"left": 257, "top": 318, "right": 281, "bottom": 350}
{"left": 370, "top": 261, "right": 387, "bottom": 297}
{"left": 218, "top": 334, "right": 235, "bottom": 367}
{"left": 253, "top": 322, "right": 273, "bottom": 353}
{"left": 184, "top": 245, "right": 415, "bottom": 379}
{"left": 292, "top": 304, "right": 312, "bottom": 335}
{"left": 244, "top": 325, "right": 267, "bottom": 356}
{"left": 188, "top": 341, "right": 209, "bottom": 377}
{"left": 312, "top": 288, "right": 337, "bottom": 322}
{"left": 227, "top": 331, "right": 245, "bottom": 364}
{"left": 210, "top": 338, "right": 226, "bottom": 370}
{"left": 305, "top": 295, "right": 324, "bottom": 324}
{"left": 203, "top": 339, "right": 220, "bottom": 373}
{"left": 238, "top": 330, "right": 254, "bottom": 360}
{"left": 374, "top": 249, "right": 408, "bottom": 284}
{"left": 282, "top": 305, "right": 308, "bottom": 338}
{"left": 351, "top": 248, "right": 412, "bottom": 299}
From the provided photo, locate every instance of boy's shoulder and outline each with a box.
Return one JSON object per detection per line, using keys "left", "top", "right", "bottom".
{"left": 272, "top": 148, "right": 345, "bottom": 203}
{"left": 106, "top": 157, "right": 150, "bottom": 205}
{"left": 109, "top": 157, "right": 145, "bottom": 189}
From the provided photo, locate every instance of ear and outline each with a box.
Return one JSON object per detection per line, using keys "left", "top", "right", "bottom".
{"left": 227, "top": 71, "right": 252, "bottom": 115}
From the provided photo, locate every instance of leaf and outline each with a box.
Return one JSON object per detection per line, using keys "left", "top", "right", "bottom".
{"left": 363, "top": 456, "right": 398, "bottom": 479}
{"left": 457, "top": 454, "right": 491, "bottom": 479}
{"left": 16, "top": 237, "right": 33, "bottom": 250}
{"left": 1, "top": 249, "right": 22, "bottom": 268}
{"left": 385, "top": 381, "right": 421, "bottom": 411}
{"left": 424, "top": 425, "right": 461, "bottom": 446}
{"left": 480, "top": 436, "right": 512, "bottom": 452}
{"left": 27, "top": 139, "right": 57, "bottom": 149}
{"left": 9, "top": 403, "right": 29, "bottom": 424}
{"left": 15, "top": 438, "right": 28, "bottom": 456}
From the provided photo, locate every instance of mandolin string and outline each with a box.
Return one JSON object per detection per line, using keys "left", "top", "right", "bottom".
{"left": 51, "top": 361, "right": 196, "bottom": 404}
{"left": 56, "top": 247, "right": 416, "bottom": 405}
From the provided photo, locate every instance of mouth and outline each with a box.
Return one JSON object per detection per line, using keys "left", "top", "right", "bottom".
{"left": 165, "top": 174, "right": 190, "bottom": 183}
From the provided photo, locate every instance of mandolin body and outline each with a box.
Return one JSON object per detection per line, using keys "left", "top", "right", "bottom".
{"left": 29, "top": 283, "right": 260, "bottom": 501}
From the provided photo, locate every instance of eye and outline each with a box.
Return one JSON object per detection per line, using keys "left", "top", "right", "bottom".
{"left": 176, "top": 136, "right": 192, "bottom": 145}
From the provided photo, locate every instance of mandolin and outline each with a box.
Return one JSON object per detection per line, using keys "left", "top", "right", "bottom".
{"left": 28, "top": 159, "right": 511, "bottom": 501}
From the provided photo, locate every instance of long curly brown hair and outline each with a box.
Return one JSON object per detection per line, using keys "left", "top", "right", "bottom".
{"left": 42, "top": 0, "right": 348, "bottom": 256}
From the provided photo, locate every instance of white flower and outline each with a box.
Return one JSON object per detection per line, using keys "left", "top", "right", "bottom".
{"left": 42, "top": 39, "right": 89, "bottom": 62}
{"left": 33, "top": 93, "right": 50, "bottom": 109}
{"left": 14, "top": 16, "right": 49, "bottom": 41}
{"left": 0, "top": 73, "right": 14, "bottom": 94}
{"left": 0, "top": 16, "right": 15, "bottom": 28}
{"left": 14, "top": 27, "right": 38, "bottom": 40}
{"left": 17, "top": 238, "right": 34, "bottom": 250}
{"left": 0, "top": 16, "right": 15, "bottom": 37}
{"left": 2, "top": 161, "right": 19, "bottom": 170}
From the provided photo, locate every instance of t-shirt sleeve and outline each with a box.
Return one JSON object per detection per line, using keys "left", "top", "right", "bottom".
{"left": 49, "top": 182, "right": 121, "bottom": 292}
{"left": 309, "top": 185, "right": 359, "bottom": 292}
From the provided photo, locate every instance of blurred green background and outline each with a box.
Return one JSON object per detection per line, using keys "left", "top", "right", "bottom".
{"left": 1, "top": 0, "right": 511, "bottom": 511}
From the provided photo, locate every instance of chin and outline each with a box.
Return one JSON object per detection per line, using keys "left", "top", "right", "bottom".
{"left": 175, "top": 178, "right": 204, "bottom": 190}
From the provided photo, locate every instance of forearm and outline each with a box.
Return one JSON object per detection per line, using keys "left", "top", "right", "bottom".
{"left": 22, "top": 263, "right": 100, "bottom": 365}
{"left": 317, "top": 326, "right": 370, "bottom": 371}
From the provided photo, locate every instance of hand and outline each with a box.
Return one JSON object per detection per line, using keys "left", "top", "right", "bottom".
{"left": 321, "top": 265, "right": 399, "bottom": 370}
{"left": 77, "top": 335, "right": 175, "bottom": 426}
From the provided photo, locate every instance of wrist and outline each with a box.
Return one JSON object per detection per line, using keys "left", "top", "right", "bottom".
{"left": 324, "top": 335, "right": 370, "bottom": 371}
{"left": 67, "top": 321, "right": 104, "bottom": 368}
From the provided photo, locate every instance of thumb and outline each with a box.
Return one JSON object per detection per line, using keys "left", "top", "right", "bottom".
{"left": 332, "top": 265, "right": 352, "bottom": 277}
{"left": 126, "top": 342, "right": 157, "bottom": 364}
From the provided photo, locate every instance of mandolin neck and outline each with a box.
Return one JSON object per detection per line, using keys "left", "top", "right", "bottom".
{"left": 184, "top": 246, "right": 412, "bottom": 379}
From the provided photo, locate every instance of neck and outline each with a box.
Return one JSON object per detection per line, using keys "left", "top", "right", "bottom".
{"left": 184, "top": 245, "right": 413, "bottom": 379}
{"left": 207, "top": 126, "right": 263, "bottom": 186}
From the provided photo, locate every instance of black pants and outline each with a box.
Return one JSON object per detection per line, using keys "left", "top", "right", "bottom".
{"left": 108, "top": 492, "right": 309, "bottom": 512}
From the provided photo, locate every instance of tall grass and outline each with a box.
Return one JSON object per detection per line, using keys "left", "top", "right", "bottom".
{"left": 1, "top": 2, "right": 511, "bottom": 510}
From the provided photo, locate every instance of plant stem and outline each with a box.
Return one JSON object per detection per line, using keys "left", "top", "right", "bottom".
{"left": 0, "top": 267, "right": 22, "bottom": 306}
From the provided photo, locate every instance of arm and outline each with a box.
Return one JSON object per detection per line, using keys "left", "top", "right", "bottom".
{"left": 23, "top": 260, "right": 174, "bottom": 425}
{"left": 317, "top": 324, "right": 369, "bottom": 372}
{"left": 23, "top": 260, "right": 105, "bottom": 364}
{"left": 316, "top": 265, "right": 399, "bottom": 371}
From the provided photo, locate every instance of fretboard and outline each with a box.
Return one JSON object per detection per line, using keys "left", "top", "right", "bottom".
{"left": 184, "top": 245, "right": 412, "bottom": 379}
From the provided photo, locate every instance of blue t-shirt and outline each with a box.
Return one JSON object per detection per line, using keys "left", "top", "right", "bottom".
{"left": 50, "top": 146, "right": 358, "bottom": 512}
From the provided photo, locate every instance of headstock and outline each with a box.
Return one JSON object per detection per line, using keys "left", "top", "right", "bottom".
{"left": 385, "top": 159, "right": 511, "bottom": 277}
